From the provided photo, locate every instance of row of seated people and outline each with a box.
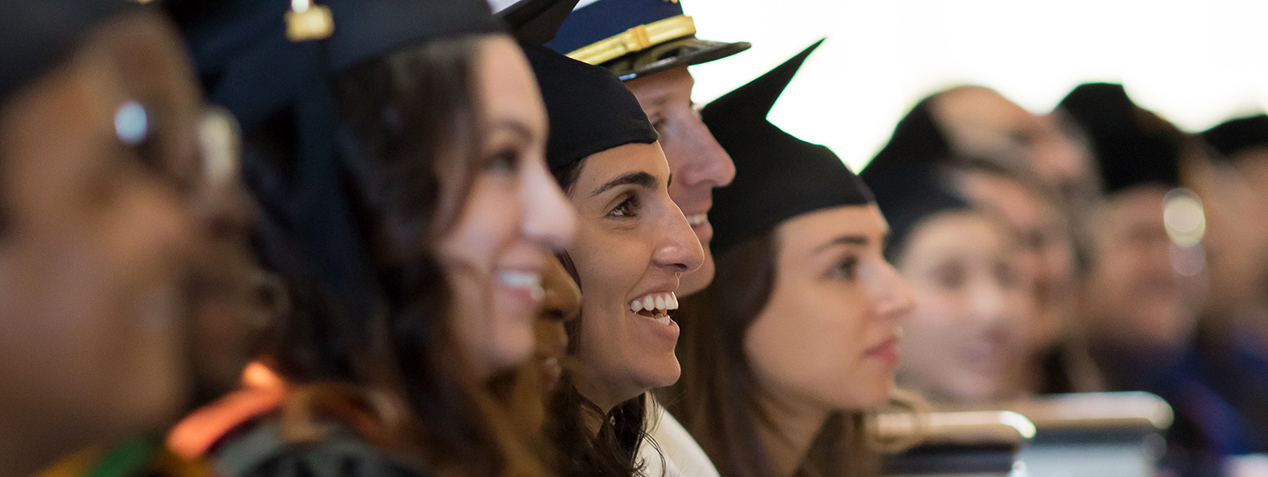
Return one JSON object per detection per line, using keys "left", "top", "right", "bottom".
{"left": 4, "top": 0, "right": 1268, "bottom": 476}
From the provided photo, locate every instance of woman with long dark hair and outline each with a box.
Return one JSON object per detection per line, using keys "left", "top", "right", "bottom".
{"left": 666, "top": 42, "right": 915, "bottom": 477}
{"left": 169, "top": 1, "right": 575, "bottom": 476}
{"left": 522, "top": 45, "right": 704, "bottom": 476}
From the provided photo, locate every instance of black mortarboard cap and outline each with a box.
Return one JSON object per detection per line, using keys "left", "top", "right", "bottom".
{"left": 177, "top": 0, "right": 502, "bottom": 324}
{"left": 1058, "top": 83, "right": 1182, "bottom": 195}
{"left": 325, "top": 0, "right": 501, "bottom": 72}
{"left": 861, "top": 99, "right": 969, "bottom": 260}
{"left": 702, "top": 40, "right": 874, "bottom": 256}
{"left": 524, "top": 44, "right": 658, "bottom": 174}
{"left": 544, "top": 0, "right": 749, "bottom": 80}
{"left": 0, "top": 0, "right": 130, "bottom": 109}
{"left": 1204, "top": 114, "right": 1268, "bottom": 161}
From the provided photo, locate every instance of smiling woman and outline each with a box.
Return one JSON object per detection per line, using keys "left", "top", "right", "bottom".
{"left": 524, "top": 45, "right": 705, "bottom": 477}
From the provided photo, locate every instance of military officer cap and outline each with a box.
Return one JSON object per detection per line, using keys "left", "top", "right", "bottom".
{"left": 544, "top": 0, "right": 750, "bottom": 80}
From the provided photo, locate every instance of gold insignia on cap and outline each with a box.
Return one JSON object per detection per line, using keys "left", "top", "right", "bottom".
{"left": 567, "top": 15, "right": 696, "bottom": 66}
{"left": 286, "top": 0, "right": 334, "bottom": 42}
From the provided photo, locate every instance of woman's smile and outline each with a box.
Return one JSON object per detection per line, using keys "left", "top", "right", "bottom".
{"left": 629, "top": 291, "right": 679, "bottom": 324}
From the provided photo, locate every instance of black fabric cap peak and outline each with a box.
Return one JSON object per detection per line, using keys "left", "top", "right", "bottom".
{"left": 0, "top": 0, "right": 130, "bottom": 108}
{"left": 1204, "top": 114, "right": 1268, "bottom": 161}
{"left": 326, "top": 0, "right": 501, "bottom": 71}
{"left": 703, "top": 39, "right": 874, "bottom": 256}
{"left": 524, "top": 44, "right": 658, "bottom": 173}
{"left": 860, "top": 100, "right": 969, "bottom": 260}
{"left": 1058, "top": 82, "right": 1183, "bottom": 195}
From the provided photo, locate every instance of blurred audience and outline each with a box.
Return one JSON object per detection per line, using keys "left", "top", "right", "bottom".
{"left": 1060, "top": 82, "right": 1249, "bottom": 475}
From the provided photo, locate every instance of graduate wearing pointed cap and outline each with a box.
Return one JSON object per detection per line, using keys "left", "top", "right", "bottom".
{"left": 664, "top": 41, "right": 915, "bottom": 477}
{"left": 545, "top": 0, "right": 751, "bottom": 301}
{"left": 0, "top": 1, "right": 256, "bottom": 476}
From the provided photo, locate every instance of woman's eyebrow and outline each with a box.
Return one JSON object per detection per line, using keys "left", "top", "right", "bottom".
{"left": 813, "top": 235, "right": 869, "bottom": 254}
{"left": 484, "top": 119, "right": 533, "bottom": 140}
{"left": 591, "top": 171, "right": 657, "bottom": 197}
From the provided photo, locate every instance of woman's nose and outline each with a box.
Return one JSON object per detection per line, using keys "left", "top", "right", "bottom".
{"left": 651, "top": 205, "right": 704, "bottom": 273}
{"left": 673, "top": 114, "right": 736, "bottom": 189}
{"left": 875, "top": 262, "right": 915, "bottom": 321}
{"left": 971, "top": 282, "right": 1012, "bottom": 325}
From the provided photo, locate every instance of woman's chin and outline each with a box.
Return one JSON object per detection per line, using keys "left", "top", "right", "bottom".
{"left": 634, "top": 355, "right": 682, "bottom": 392}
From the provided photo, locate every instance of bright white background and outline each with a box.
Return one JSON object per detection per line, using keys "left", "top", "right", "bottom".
{"left": 680, "top": 0, "right": 1268, "bottom": 171}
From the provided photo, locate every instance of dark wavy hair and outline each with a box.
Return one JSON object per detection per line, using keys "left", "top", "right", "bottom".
{"left": 543, "top": 159, "right": 652, "bottom": 477}
{"left": 251, "top": 35, "right": 548, "bottom": 477}
{"left": 662, "top": 232, "right": 878, "bottom": 477}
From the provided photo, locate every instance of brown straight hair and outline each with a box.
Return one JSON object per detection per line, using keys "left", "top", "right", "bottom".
{"left": 662, "top": 231, "right": 878, "bottom": 477}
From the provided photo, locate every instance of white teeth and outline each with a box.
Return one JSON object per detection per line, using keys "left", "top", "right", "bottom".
{"left": 630, "top": 292, "right": 679, "bottom": 316}
{"left": 686, "top": 214, "right": 707, "bottom": 226}
{"left": 655, "top": 315, "right": 671, "bottom": 325}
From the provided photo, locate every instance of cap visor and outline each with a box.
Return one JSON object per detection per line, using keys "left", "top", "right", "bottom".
{"left": 608, "top": 37, "right": 750, "bottom": 80}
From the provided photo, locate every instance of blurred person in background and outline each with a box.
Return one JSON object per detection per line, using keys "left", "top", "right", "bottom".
{"left": 879, "top": 94, "right": 1091, "bottom": 393}
{"left": 669, "top": 42, "right": 914, "bottom": 477}
{"left": 1059, "top": 82, "right": 1252, "bottom": 475}
{"left": 544, "top": 1, "right": 750, "bottom": 474}
{"left": 0, "top": 0, "right": 264, "bottom": 475}
{"left": 924, "top": 87, "right": 1093, "bottom": 372}
{"left": 170, "top": 1, "right": 577, "bottom": 476}
{"left": 862, "top": 158, "right": 1033, "bottom": 405}
{"left": 944, "top": 160, "right": 1088, "bottom": 394}
{"left": 525, "top": 44, "right": 704, "bottom": 477}
{"left": 861, "top": 100, "right": 1049, "bottom": 404}
{"left": 1194, "top": 114, "right": 1268, "bottom": 453}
